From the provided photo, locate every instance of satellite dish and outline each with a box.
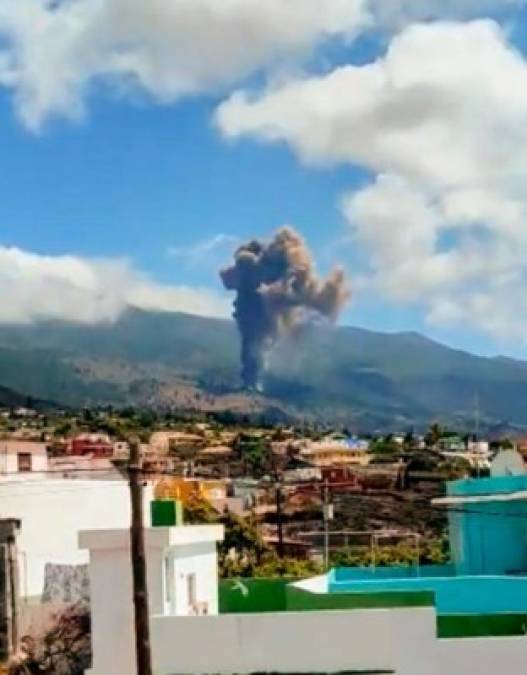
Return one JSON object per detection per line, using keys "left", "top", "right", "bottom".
{"left": 491, "top": 449, "right": 526, "bottom": 477}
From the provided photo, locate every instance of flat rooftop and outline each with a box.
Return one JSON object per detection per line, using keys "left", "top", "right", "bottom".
{"left": 220, "top": 565, "right": 527, "bottom": 638}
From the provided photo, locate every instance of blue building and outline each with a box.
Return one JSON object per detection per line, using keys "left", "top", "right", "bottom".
{"left": 440, "top": 474, "right": 527, "bottom": 576}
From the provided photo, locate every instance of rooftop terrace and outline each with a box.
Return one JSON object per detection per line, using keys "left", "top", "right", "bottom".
{"left": 220, "top": 466, "right": 527, "bottom": 640}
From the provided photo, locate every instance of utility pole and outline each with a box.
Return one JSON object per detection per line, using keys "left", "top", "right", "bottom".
{"left": 7, "top": 528, "right": 19, "bottom": 654}
{"left": 473, "top": 392, "right": 481, "bottom": 478}
{"left": 128, "top": 438, "right": 153, "bottom": 675}
{"left": 474, "top": 391, "right": 480, "bottom": 439}
{"left": 0, "top": 519, "right": 20, "bottom": 662}
{"left": 322, "top": 479, "right": 333, "bottom": 570}
{"left": 275, "top": 481, "right": 284, "bottom": 558}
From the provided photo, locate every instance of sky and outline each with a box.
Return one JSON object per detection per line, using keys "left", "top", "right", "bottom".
{"left": 1, "top": 1, "right": 527, "bottom": 357}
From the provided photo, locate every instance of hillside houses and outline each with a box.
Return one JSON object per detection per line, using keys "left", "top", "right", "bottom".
{"left": 299, "top": 435, "right": 371, "bottom": 467}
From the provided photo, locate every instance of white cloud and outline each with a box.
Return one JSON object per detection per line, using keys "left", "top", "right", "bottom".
{"left": 369, "top": 0, "right": 524, "bottom": 27}
{"left": 0, "top": 0, "right": 523, "bottom": 130}
{"left": 342, "top": 173, "right": 527, "bottom": 341}
{"left": 0, "top": 246, "right": 230, "bottom": 323}
{"left": 1, "top": 3, "right": 526, "bottom": 342}
{"left": 216, "top": 20, "right": 527, "bottom": 343}
{"left": 0, "top": 0, "right": 368, "bottom": 130}
{"left": 216, "top": 20, "right": 527, "bottom": 188}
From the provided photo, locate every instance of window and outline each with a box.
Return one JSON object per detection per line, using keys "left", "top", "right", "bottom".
{"left": 17, "top": 453, "right": 32, "bottom": 473}
{"left": 187, "top": 573, "right": 197, "bottom": 608}
{"left": 164, "top": 555, "right": 176, "bottom": 613}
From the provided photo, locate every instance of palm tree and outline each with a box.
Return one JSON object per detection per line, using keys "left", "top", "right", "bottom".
{"left": 425, "top": 423, "right": 443, "bottom": 450}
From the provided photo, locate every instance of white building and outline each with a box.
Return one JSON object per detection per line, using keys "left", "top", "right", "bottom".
{"left": 439, "top": 446, "right": 492, "bottom": 471}
{"left": 468, "top": 440, "right": 490, "bottom": 454}
{"left": 0, "top": 478, "right": 153, "bottom": 599}
{"left": 81, "top": 525, "right": 223, "bottom": 675}
{"left": 0, "top": 440, "right": 48, "bottom": 475}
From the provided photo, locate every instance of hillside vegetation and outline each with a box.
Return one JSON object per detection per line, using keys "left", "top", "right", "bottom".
{"left": 0, "top": 308, "right": 525, "bottom": 432}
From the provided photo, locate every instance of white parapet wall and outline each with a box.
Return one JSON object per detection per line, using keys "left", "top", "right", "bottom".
{"left": 150, "top": 610, "right": 527, "bottom": 675}
{"left": 0, "top": 478, "right": 153, "bottom": 599}
{"left": 151, "top": 607, "right": 438, "bottom": 675}
{"left": 438, "top": 636, "right": 527, "bottom": 675}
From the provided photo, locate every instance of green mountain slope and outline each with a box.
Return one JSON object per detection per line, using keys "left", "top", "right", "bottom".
{"left": 0, "top": 308, "right": 525, "bottom": 431}
{"left": 0, "top": 382, "right": 58, "bottom": 411}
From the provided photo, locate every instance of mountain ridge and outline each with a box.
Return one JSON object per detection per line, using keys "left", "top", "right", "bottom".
{"left": 0, "top": 308, "right": 525, "bottom": 432}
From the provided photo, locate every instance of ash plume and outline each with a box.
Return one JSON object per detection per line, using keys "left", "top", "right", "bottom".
{"left": 220, "top": 226, "right": 351, "bottom": 391}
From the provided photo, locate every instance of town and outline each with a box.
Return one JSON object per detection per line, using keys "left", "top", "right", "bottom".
{"left": 3, "top": 1, "right": 527, "bottom": 674}
{"left": 2, "top": 402, "right": 527, "bottom": 672}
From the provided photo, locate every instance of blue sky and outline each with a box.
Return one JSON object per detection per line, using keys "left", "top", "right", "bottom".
{"left": 1, "top": 1, "right": 527, "bottom": 357}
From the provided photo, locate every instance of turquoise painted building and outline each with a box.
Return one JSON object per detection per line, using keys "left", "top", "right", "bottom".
{"left": 441, "top": 474, "right": 527, "bottom": 576}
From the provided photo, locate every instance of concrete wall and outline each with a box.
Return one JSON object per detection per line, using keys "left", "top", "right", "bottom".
{"left": 150, "top": 609, "right": 527, "bottom": 675}
{"left": 438, "top": 636, "right": 527, "bottom": 675}
{"left": 0, "top": 479, "right": 153, "bottom": 599}
{"left": 151, "top": 607, "right": 437, "bottom": 675}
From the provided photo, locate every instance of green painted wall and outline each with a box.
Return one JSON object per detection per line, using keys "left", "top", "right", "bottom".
{"left": 438, "top": 613, "right": 527, "bottom": 638}
{"left": 219, "top": 578, "right": 293, "bottom": 613}
{"left": 220, "top": 578, "right": 434, "bottom": 614}
{"left": 220, "top": 577, "right": 527, "bottom": 641}
{"left": 286, "top": 585, "right": 435, "bottom": 612}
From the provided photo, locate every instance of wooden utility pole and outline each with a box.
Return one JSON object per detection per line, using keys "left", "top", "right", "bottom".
{"left": 0, "top": 519, "right": 20, "bottom": 662}
{"left": 7, "top": 531, "right": 19, "bottom": 653}
{"left": 275, "top": 481, "right": 284, "bottom": 558}
{"left": 128, "top": 438, "right": 153, "bottom": 675}
{"left": 322, "top": 480, "right": 333, "bottom": 571}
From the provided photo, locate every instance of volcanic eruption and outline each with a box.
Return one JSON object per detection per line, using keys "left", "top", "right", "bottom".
{"left": 220, "top": 226, "right": 350, "bottom": 391}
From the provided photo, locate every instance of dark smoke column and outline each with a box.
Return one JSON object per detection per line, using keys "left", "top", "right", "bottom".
{"left": 220, "top": 227, "right": 351, "bottom": 391}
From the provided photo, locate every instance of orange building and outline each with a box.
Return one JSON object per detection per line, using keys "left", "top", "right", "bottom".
{"left": 155, "top": 477, "right": 228, "bottom": 504}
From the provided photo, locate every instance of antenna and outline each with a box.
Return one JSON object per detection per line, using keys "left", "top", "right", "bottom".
{"left": 474, "top": 391, "right": 480, "bottom": 440}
